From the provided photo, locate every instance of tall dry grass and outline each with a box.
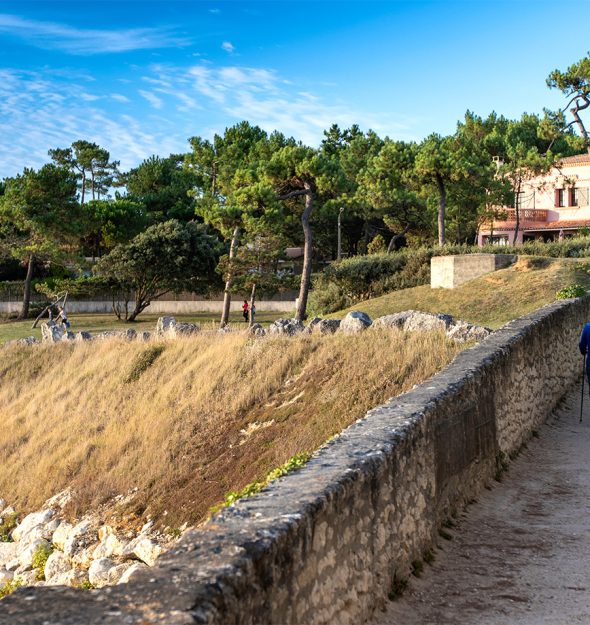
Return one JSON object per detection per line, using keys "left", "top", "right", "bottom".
{"left": 0, "top": 329, "right": 461, "bottom": 526}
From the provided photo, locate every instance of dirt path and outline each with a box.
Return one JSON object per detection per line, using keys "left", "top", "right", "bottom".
{"left": 374, "top": 382, "right": 590, "bottom": 625}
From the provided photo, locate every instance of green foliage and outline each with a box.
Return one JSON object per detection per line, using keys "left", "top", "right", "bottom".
{"left": 214, "top": 452, "right": 312, "bottom": 511}
{"left": 95, "top": 219, "right": 221, "bottom": 320}
{"left": 0, "top": 579, "right": 22, "bottom": 599}
{"left": 0, "top": 513, "right": 17, "bottom": 542}
{"left": 124, "top": 345, "right": 165, "bottom": 383}
{"left": 31, "top": 542, "right": 53, "bottom": 581}
{"left": 307, "top": 279, "right": 349, "bottom": 316}
{"left": 35, "top": 276, "right": 112, "bottom": 300}
{"left": 556, "top": 284, "right": 587, "bottom": 299}
{"left": 75, "top": 579, "right": 95, "bottom": 590}
{"left": 367, "top": 234, "right": 387, "bottom": 254}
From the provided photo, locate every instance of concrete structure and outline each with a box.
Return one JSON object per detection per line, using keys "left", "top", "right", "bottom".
{"left": 0, "top": 299, "right": 296, "bottom": 315}
{"left": 431, "top": 253, "right": 516, "bottom": 289}
{"left": 479, "top": 152, "right": 590, "bottom": 245}
{"left": 4, "top": 296, "right": 588, "bottom": 625}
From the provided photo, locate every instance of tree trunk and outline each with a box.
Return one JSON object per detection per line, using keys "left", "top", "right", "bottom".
{"left": 127, "top": 298, "right": 148, "bottom": 322}
{"left": 295, "top": 185, "right": 313, "bottom": 322}
{"left": 220, "top": 226, "right": 240, "bottom": 328}
{"left": 81, "top": 172, "right": 86, "bottom": 204}
{"left": 248, "top": 282, "right": 257, "bottom": 327}
{"left": 19, "top": 253, "right": 34, "bottom": 320}
{"left": 513, "top": 180, "right": 522, "bottom": 245}
{"left": 436, "top": 172, "right": 446, "bottom": 246}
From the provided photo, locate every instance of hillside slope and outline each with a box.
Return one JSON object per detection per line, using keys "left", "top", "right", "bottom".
{"left": 0, "top": 329, "right": 460, "bottom": 528}
{"left": 331, "top": 257, "right": 590, "bottom": 329}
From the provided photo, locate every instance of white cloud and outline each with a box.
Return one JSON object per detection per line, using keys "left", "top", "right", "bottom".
{"left": 0, "top": 69, "right": 184, "bottom": 178}
{"left": 209, "top": 8, "right": 221, "bottom": 14}
{"left": 221, "top": 41, "right": 235, "bottom": 53}
{"left": 111, "top": 94, "right": 130, "bottom": 103}
{"left": 138, "top": 89, "right": 164, "bottom": 109}
{"left": 0, "top": 13, "right": 190, "bottom": 55}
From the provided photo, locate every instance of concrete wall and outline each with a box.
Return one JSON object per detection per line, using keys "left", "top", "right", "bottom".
{"left": 4, "top": 296, "right": 588, "bottom": 625}
{"left": 431, "top": 253, "right": 516, "bottom": 289}
{"left": 0, "top": 300, "right": 296, "bottom": 314}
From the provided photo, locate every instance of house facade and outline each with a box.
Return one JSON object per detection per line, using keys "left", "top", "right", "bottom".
{"left": 478, "top": 153, "right": 590, "bottom": 246}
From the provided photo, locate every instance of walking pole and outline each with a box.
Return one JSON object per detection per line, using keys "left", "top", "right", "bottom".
{"left": 581, "top": 353, "right": 587, "bottom": 423}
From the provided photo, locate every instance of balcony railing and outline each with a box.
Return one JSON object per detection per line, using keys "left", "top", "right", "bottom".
{"left": 497, "top": 208, "right": 548, "bottom": 223}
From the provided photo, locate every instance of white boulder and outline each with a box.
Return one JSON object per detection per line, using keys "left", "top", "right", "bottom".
{"left": 339, "top": 311, "right": 372, "bottom": 333}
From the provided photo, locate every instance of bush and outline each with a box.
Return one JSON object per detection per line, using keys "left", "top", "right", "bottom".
{"left": 556, "top": 284, "right": 588, "bottom": 299}
{"left": 124, "top": 345, "right": 166, "bottom": 383}
{"left": 0, "top": 513, "right": 17, "bottom": 542}
{"left": 31, "top": 542, "right": 53, "bottom": 581}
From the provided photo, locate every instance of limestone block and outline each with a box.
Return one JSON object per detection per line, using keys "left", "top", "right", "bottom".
{"left": 117, "top": 562, "right": 148, "bottom": 584}
{"left": 18, "top": 538, "right": 50, "bottom": 570}
{"left": 0, "top": 542, "right": 18, "bottom": 568}
{"left": 44, "top": 551, "right": 72, "bottom": 584}
{"left": 0, "top": 567, "right": 13, "bottom": 584}
{"left": 88, "top": 557, "right": 116, "bottom": 588}
{"left": 339, "top": 311, "right": 372, "bottom": 333}
{"left": 131, "top": 537, "right": 162, "bottom": 566}
{"left": 268, "top": 319, "right": 305, "bottom": 336}
{"left": 52, "top": 521, "right": 73, "bottom": 551}
{"left": 12, "top": 509, "right": 54, "bottom": 542}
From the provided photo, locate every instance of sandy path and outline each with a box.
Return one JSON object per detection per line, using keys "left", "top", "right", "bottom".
{"left": 373, "top": 382, "right": 590, "bottom": 625}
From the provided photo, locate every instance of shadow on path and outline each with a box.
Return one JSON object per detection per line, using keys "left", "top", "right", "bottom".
{"left": 374, "top": 382, "right": 590, "bottom": 625}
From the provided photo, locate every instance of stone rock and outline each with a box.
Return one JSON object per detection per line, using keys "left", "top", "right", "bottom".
{"left": 63, "top": 520, "right": 95, "bottom": 558}
{"left": 139, "top": 331, "right": 151, "bottom": 341}
{"left": 18, "top": 538, "right": 50, "bottom": 570}
{"left": 12, "top": 510, "right": 54, "bottom": 542}
{"left": 107, "top": 563, "right": 135, "bottom": 585}
{"left": 248, "top": 323, "right": 266, "bottom": 336}
{"left": 172, "top": 322, "right": 199, "bottom": 337}
{"left": 268, "top": 318, "right": 305, "bottom": 336}
{"left": 0, "top": 568, "right": 13, "bottom": 585}
{"left": 14, "top": 569, "right": 41, "bottom": 586}
{"left": 60, "top": 331, "right": 76, "bottom": 341}
{"left": 339, "top": 311, "right": 372, "bottom": 333}
{"left": 404, "top": 311, "right": 453, "bottom": 332}
{"left": 51, "top": 567, "right": 86, "bottom": 587}
{"left": 315, "top": 319, "right": 341, "bottom": 335}
{"left": 4, "top": 336, "right": 39, "bottom": 347}
{"left": 132, "top": 537, "right": 162, "bottom": 566}
{"left": 304, "top": 317, "right": 323, "bottom": 334}
{"left": 52, "top": 521, "right": 73, "bottom": 551}
{"left": 18, "top": 518, "right": 60, "bottom": 546}
{"left": 117, "top": 562, "right": 148, "bottom": 584}
{"left": 71, "top": 545, "right": 96, "bottom": 568}
{"left": 88, "top": 557, "right": 116, "bottom": 588}
{"left": 41, "top": 321, "right": 64, "bottom": 343}
{"left": 0, "top": 542, "right": 18, "bottom": 568}
{"left": 155, "top": 316, "right": 176, "bottom": 336}
{"left": 44, "top": 489, "right": 72, "bottom": 510}
{"left": 446, "top": 321, "right": 492, "bottom": 343}
{"left": 44, "top": 550, "right": 72, "bottom": 584}
{"left": 93, "top": 533, "right": 125, "bottom": 560}
{"left": 125, "top": 328, "right": 137, "bottom": 340}
{"left": 75, "top": 331, "right": 92, "bottom": 342}
{"left": 95, "top": 331, "right": 122, "bottom": 340}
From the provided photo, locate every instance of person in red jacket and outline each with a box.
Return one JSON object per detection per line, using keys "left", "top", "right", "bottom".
{"left": 242, "top": 300, "right": 249, "bottom": 323}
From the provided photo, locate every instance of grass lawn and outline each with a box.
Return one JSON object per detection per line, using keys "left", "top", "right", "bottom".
{"left": 0, "top": 310, "right": 286, "bottom": 344}
{"left": 329, "top": 256, "right": 590, "bottom": 329}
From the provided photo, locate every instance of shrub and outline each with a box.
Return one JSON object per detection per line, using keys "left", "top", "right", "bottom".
{"left": 32, "top": 542, "right": 53, "bottom": 581}
{"left": 124, "top": 345, "right": 166, "bottom": 383}
{"left": 556, "top": 284, "right": 588, "bottom": 299}
{"left": 0, "top": 513, "right": 18, "bottom": 542}
{"left": 0, "top": 579, "right": 22, "bottom": 599}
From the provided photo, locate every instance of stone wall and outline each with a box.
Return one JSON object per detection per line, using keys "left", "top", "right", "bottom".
{"left": 431, "top": 253, "right": 516, "bottom": 289}
{"left": 4, "top": 297, "right": 589, "bottom": 625}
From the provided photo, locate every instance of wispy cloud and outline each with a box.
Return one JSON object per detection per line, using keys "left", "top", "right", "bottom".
{"left": 111, "top": 94, "right": 130, "bottom": 103}
{"left": 138, "top": 89, "right": 163, "bottom": 109}
{"left": 221, "top": 41, "right": 235, "bottom": 53}
{"left": 0, "top": 14, "right": 190, "bottom": 54}
{"left": 0, "top": 69, "right": 184, "bottom": 178}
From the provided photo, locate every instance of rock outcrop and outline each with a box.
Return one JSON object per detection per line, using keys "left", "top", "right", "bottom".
{"left": 268, "top": 318, "right": 305, "bottom": 336}
{"left": 338, "top": 311, "right": 373, "bottom": 333}
{"left": 0, "top": 492, "right": 177, "bottom": 591}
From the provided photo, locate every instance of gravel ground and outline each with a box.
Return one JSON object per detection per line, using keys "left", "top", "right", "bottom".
{"left": 374, "top": 382, "right": 590, "bottom": 625}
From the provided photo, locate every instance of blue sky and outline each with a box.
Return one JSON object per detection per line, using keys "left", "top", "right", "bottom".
{"left": 1, "top": 0, "right": 590, "bottom": 178}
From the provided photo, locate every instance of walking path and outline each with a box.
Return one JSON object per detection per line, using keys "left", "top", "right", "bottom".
{"left": 374, "top": 382, "right": 590, "bottom": 625}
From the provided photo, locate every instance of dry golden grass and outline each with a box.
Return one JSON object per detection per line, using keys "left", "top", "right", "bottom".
{"left": 0, "top": 329, "right": 461, "bottom": 527}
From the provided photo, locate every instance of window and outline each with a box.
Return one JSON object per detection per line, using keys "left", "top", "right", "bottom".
{"left": 570, "top": 187, "right": 579, "bottom": 206}
{"left": 556, "top": 188, "right": 565, "bottom": 207}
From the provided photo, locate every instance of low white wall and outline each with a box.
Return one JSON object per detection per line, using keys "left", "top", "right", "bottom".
{"left": 0, "top": 300, "right": 296, "bottom": 314}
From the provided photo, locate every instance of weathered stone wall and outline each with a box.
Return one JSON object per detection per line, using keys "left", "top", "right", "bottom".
{"left": 4, "top": 297, "right": 588, "bottom": 625}
{"left": 431, "top": 253, "right": 516, "bottom": 289}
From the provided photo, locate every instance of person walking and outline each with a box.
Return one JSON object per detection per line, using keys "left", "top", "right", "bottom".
{"left": 242, "top": 300, "right": 249, "bottom": 323}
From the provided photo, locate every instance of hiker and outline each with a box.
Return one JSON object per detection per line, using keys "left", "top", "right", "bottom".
{"left": 242, "top": 300, "right": 249, "bottom": 323}
{"left": 56, "top": 306, "right": 70, "bottom": 330}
